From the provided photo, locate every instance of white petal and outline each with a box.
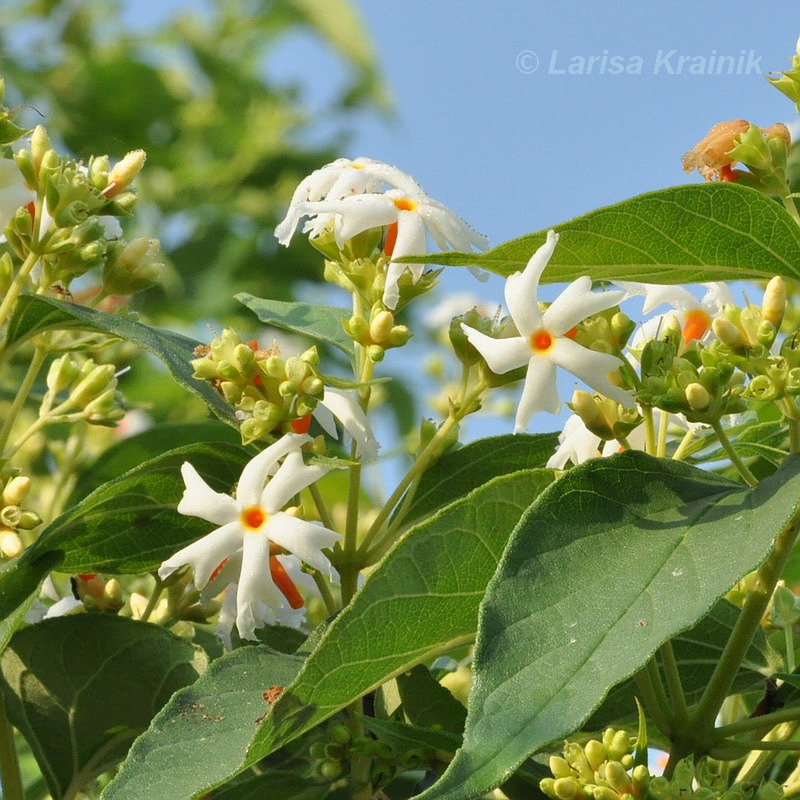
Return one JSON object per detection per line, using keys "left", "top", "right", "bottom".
{"left": 261, "top": 450, "right": 331, "bottom": 512}
{"left": 505, "top": 231, "right": 558, "bottom": 334}
{"left": 461, "top": 325, "right": 530, "bottom": 374}
{"left": 613, "top": 281, "right": 696, "bottom": 314}
{"left": 417, "top": 197, "right": 488, "bottom": 252}
{"left": 327, "top": 195, "right": 398, "bottom": 244}
{"left": 265, "top": 513, "right": 340, "bottom": 572}
{"left": 700, "top": 282, "right": 734, "bottom": 312}
{"left": 237, "top": 433, "right": 311, "bottom": 507}
{"left": 158, "top": 522, "right": 243, "bottom": 587}
{"left": 319, "top": 389, "right": 380, "bottom": 459}
{"left": 546, "top": 414, "right": 602, "bottom": 469}
{"left": 177, "top": 462, "right": 239, "bottom": 525}
{"left": 550, "top": 338, "right": 635, "bottom": 408}
{"left": 515, "top": 357, "right": 560, "bottom": 431}
{"left": 544, "top": 278, "right": 625, "bottom": 336}
{"left": 389, "top": 210, "right": 428, "bottom": 260}
{"left": 236, "top": 532, "right": 284, "bottom": 640}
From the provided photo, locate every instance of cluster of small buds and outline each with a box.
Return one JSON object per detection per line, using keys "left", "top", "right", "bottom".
{"left": 572, "top": 308, "right": 636, "bottom": 357}
{"left": 343, "top": 306, "right": 411, "bottom": 362}
{"left": 191, "top": 330, "right": 324, "bottom": 444}
{"left": 637, "top": 336, "right": 746, "bottom": 423}
{"left": 101, "top": 236, "right": 164, "bottom": 296}
{"left": 539, "top": 728, "right": 650, "bottom": 800}
{"left": 648, "top": 756, "right": 782, "bottom": 800}
{"left": 44, "top": 354, "right": 126, "bottom": 425}
{"left": 71, "top": 573, "right": 123, "bottom": 613}
{"left": 768, "top": 36, "right": 800, "bottom": 113}
{"left": 308, "top": 722, "right": 353, "bottom": 782}
{"left": 449, "top": 308, "right": 524, "bottom": 385}
{"left": 570, "top": 390, "right": 641, "bottom": 442}
{"left": 0, "top": 475, "right": 41, "bottom": 558}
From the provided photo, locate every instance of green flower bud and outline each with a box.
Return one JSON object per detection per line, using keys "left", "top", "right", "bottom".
{"left": 756, "top": 781, "right": 784, "bottom": 800}
{"left": 328, "top": 723, "right": 351, "bottom": 746}
{"left": 316, "top": 758, "right": 343, "bottom": 781}
{"left": 541, "top": 778, "right": 558, "bottom": 798}
{"left": 640, "top": 339, "right": 674, "bottom": 379}
{"left": 284, "top": 356, "right": 309, "bottom": 386}
{"left": 583, "top": 739, "right": 606, "bottom": 771}
{"left": 367, "top": 344, "right": 385, "bottom": 362}
{"left": 762, "top": 276, "right": 786, "bottom": 328}
{"left": 89, "top": 154, "right": 110, "bottom": 191}
{"left": 647, "top": 777, "right": 671, "bottom": 800}
{"left": 191, "top": 357, "right": 219, "bottom": 380}
{"left": 69, "top": 363, "right": 116, "bottom": 406}
{"left": 300, "top": 347, "right": 319, "bottom": 367}
{"left": 17, "top": 510, "right": 42, "bottom": 530}
{"left": 2, "top": 476, "right": 30, "bottom": 506}
{"left": 369, "top": 309, "right": 395, "bottom": 344}
{"left": 592, "top": 788, "right": 619, "bottom": 800}
{"left": 13, "top": 148, "right": 35, "bottom": 190}
{"left": 309, "top": 740, "right": 327, "bottom": 760}
{"left": 550, "top": 756, "right": 574, "bottom": 780}
{"left": 345, "top": 314, "right": 370, "bottom": 343}
{"left": 685, "top": 382, "right": 711, "bottom": 412}
{"left": 105, "top": 149, "right": 146, "bottom": 197}
{"left": 305, "top": 377, "right": 324, "bottom": 396}
{"left": 756, "top": 320, "right": 778, "bottom": 349}
{"left": 388, "top": 325, "right": 411, "bottom": 347}
{"left": 279, "top": 380, "right": 297, "bottom": 397}
{"left": 264, "top": 355, "right": 285, "bottom": 379}
{"left": 553, "top": 777, "right": 583, "bottom": 800}
{"left": 605, "top": 730, "right": 631, "bottom": 761}
{"left": 220, "top": 381, "right": 242, "bottom": 405}
{"left": 712, "top": 317, "right": 746, "bottom": 348}
{"left": 631, "top": 765, "right": 650, "bottom": 791}
{"left": 217, "top": 361, "right": 241, "bottom": 382}
{"left": 603, "top": 761, "right": 632, "bottom": 795}
{"left": 102, "top": 237, "right": 163, "bottom": 295}
{"left": 83, "top": 388, "right": 125, "bottom": 423}
{"left": 771, "top": 584, "right": 800, "bottom": 626}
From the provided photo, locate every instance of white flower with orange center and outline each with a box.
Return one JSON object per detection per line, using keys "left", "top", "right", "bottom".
{"left": 614, "top": 281, "right": 733, "bottom": 347}
{"left": 158, "top": 433, "right": 340, "bottom": 640}
{"left": 461, "top": 230, "right": 634, "bottom": 432}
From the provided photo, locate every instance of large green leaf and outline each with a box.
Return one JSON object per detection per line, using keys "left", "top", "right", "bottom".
{"left": 23, "top": 442, "right": 249, "bottom": 574}
{"left": 405, "top": 433, "right": 559, "bottom": 526}
{"left": 4, "top": 294, "right": 238, "bottom": 425}
{"left": 101, "top": 646, "right": 303, "bottom": 800}
{"left": 247, "top": 468, "right": 555, "bottom": 764}
{"left": 0, "top": 550, "right": 63, "bottom": 632}
{"left": 0, "top": 616, "right": 207, "bottom": 800}
{"left": 236, "top": 294, "right": 354, "bottom": 358}
{"left": 402, "top": 183, "right": 800, "bottom": 284}
{"left": 588, "top": 597, "right": 780, "bottom": 729}
{"left": 418, "top": 451, "right": 800, "bottom": 800}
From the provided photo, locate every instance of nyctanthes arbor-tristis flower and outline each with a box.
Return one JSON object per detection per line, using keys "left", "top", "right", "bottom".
{"left": 159, "top": 432, "right": 339, "bottom": 640}
{"left": 461, "top": 230, "right": 634, "bottom": 432}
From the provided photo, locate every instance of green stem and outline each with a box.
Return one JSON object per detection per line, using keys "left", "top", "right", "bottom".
{"left": 787, "top": 625, "right": 797, "bottom": 675}
{"left": 632, "top": 663, "right": 673, "bottom": 737}
{"left": 656, "top": 409, "right": 669, "bottom": 458}
{"left": 0, "top": 689, "right": 24, "bottom": 800}
{"left": 0, "top": 249, "right": 40, "bottom": 331}
{"left": 788, "top": 417, "right": 800, "bottom": 456}
{"left": 140, "top": 575, "right": 165, "bottom": 623}
{"left": 0, "top": 341, "right": 47, "bottom": 457}
{"left": 710, "top": 419, "right": 757, "bottom": 487}
{"left": 360, "top": 380, "right": 487, "bottom": 563}
{"left": 308, "top": 482, "right": 336, "bottom": 532}
{"left": 714, "top": 706, "right": 800, "bottom": 739}
{"left": 659, "top": 640, "right": 689, "bottom": 729}
{"left": 690, "top": 503, "right": 800, "bottom": 740}
{"left": 783, "top": 195, "right": 800, "bottom": 226}
{"left": 734, "top": 719, "right": 800, "bottom": 785}
{"left": 641, "top": 406, "right": 657, "bottom": 456}
{"left": 311, "top": 570, "right": 338, "bottom": 617}
{"left": 671, "top": 428, "right": 696, "bottom": 462}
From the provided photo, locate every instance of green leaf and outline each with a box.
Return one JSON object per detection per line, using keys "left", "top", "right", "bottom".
{"left": 68, "top": 420, "right": 243, "bottom": 504}
{"left": 418, "top": 451, "right": 800, "bottom": 800}
{"left": 406, "top": 433, "right": 559, "bottom": 525}
{"left": 0, "top": 550, "right": 63, "bottom": 628}
{"left": 101, "top": 646, "right": 303, "bottom": 800}
{"left": 247, "top": 469, "right": 554, "bottom": 765}
{"left": 0, "top": 616, "right": 207, "bottom": 800}
{"left": 402, "top": 184, "right": 800, "bottom": 284}
{"left": 5, "top": 294, "right": 238, "bottom": 426}
{"left": 588, "top": 598, "right": 780, "bottom": 729}
{"left": 397, "top": 665, "right": 467, "bottom": 735}
{"left": 236, "top": 294, "right": 354, "bottom": 358}
{"left": 206, "top": 769, "right": 329, "bottom": 800}
{"left": 25, "top": 443, "right": 250, "bottom": 574}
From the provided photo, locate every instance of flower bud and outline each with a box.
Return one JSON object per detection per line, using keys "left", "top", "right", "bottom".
{"left": 102, "top": 237, "right": 163, "bottom": 295}
{"left": 83, "top": 388, "right": 126, "bottom": 423}
{"left": 30, "top": 125, "right": 51, "bottom": 177}
{"left": 685, "top": 382, "right": 711, "bottom": 412}
{"left": 712, "top": 317, "right": 746, "bottom": 348}
{"left": 583, "top": 739, "right": 606, "bottom": 771}
{"left": 0, "top": 528, "right": 23, "bottom": 558}
{"left": 2, "top": 476, "right": 30, "bottom": 506}
{"left": 553, "top": 777, "right": 583, "bottom": 800}
{"left": 388, "top": 325, "right": 411, "bottom": 347}
{"left": 603, "top": 761, "right": 632, "bottom": 795}
{"left": 681, "top": 119, "right": 750, "bottom": 181}
{"left": 369, "top": 309, "right": 395, "bottom": 344}
{"left": 69, "top": 363, "right": 116, "bottom": 406}
{"left": 17, "top": 510, "right": 42, "bottom": 530}
{"left": 771, "top": 584, "right": 800, "bottom": 627}
{"left": 549, "top": 756, "right": 574, "bottom": 780}
{"left": 762, "top": 276, "right": 786, "bottom": 328}
{"left": 367, "top": 344, "right": 385, "bottom": 362}
{"left": 89, "top": 154, "right": 110, "bottom": 191}
{"left": 105, "top": 149, "right": 146, "bottom": 197}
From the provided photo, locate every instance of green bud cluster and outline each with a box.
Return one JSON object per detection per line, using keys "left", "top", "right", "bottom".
{"left": 570, "top": 390, "right": 641, "bottom": 441}
{"left": 191, "top": 330, "right": 324, "bottom": 445}
{"left": 342, "top": 305, "right": 411, "bottom": 362}
{"left": 648, "top": 756, "right": 782, "bottom": 800}
{"left": 572, "top": 308, "right": 636, "bottom": 355}
{"left": 102, "top": 237, "right": 164, "bottom": 296}
{"left": 43, "top": 354, "right": 125, "bottom": 425}
{"left": 768, "top": 37, "right": 800, "bottom": 113}
{"left": 637, "top": 339, "right": 746, "bottom": 423}
{"left": 0, "top": 475, "right": 41, "bottom": 559}
{"left": 539, "top": 728, "right": 650, "bottom": 800}
{"left": 724, "top": 123, "right": 792, "bottom": 196}
{"left": 308, "top": 722, "right": 352, "bottom": 783}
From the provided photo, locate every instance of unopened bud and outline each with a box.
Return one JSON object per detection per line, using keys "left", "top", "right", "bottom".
{"left": 16, "top": 510, "right": 42, "bottom": 530}
{"left": 2, "top": 476, "right": 30, "bottom": 506}
{"left": 553, "top": 777, "right": 583, "bottom": 800}
{"left": 367, "top": 344, "right": 385, "bottom": 362}
{"left": 584, "top": 739, "right": 606, "bottom": 771}
{"left": 30, "top": 125, "right": 51, "bottom": 176}
{"left": 369, "top": 310, "right": 395, "bottom": 344}
{"left": 0, "top": 528, "right": 23, "bottom": 557}
{"left": 762, "top": 276, "right": 786, "bottom": 328}
{"left": 712, "top": 317, "right": 746, "bottom": 348}
{"left": 69, "top": 363, "right": 116, "bottom": 406}
{"left": 549, "top": 756, "right": 574, "bottom": 780}
{"left": 105, "top": 149, "right": 146, "bottom": 197}
{"left": 685, "top": 382, "right": 711, "bottom": 412}
{"left": 102, "top": 237, "right": 163, "bottom": 295}
{"left": 388, "top": 325, "right": 411, "bottom": 347}
{"left": 603, "top": 761, "right": 632, "bottom": 795}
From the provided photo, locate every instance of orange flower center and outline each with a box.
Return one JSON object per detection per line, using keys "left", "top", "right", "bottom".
{"left": 530, "top": 329, "right": 554, "bottom": 353}
{"left": 241, "top": 506, "right": 267, "bottom": 531}
{"left": 393, "top": 197, "right": 417, "bottom": 212}
{"left": 269, "top": 556, "right": 304, "bottom": 609}
{"left": 682, "top": 309, "right": 712, "bottom": 345}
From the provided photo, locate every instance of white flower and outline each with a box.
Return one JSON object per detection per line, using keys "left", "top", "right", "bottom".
{"left": 546, "top": 414, "right": 603, "bottom": 469}
{"left": 615, "top": 281, "right": 733, "bottom": 346}
{"left": 461, "top": 230, "right": 634, "bottom": 432}
{"left": 159, "top": 432, "right": 340, "bottom": 640}
{"left": 275, "top": 157, "right": 488, "bottom": 309}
